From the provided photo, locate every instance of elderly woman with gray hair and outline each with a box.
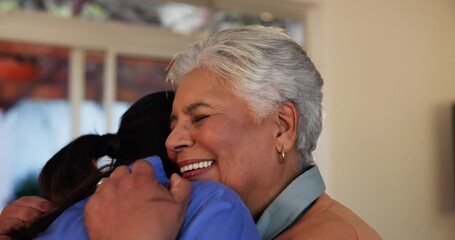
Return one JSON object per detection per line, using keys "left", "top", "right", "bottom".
{"left": 1, "top": 25, "right": 381, "bottom": 240}
{"left": 87, "top": 25, "right": 381, "bottom": 239}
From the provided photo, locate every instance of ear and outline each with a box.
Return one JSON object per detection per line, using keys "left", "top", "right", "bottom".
{"left": 274, "top": 101, "right": 298, "bottom": 153}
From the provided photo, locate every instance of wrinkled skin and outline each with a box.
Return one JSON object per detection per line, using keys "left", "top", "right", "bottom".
{"left": 0, "top": 196, "right": 54, "bottom": 239}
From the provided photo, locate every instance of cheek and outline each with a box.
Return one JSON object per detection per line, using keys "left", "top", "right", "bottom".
{"left": 166, "top": 149, "right": 176, "bottom": 162}
{"left": 195, "top": 116, "right": 244, "bottom": 147}
{"left": 194, "top": 122, "right": 235, "bottom": 151}
{"left": 195, "top": 120, "right": 247, "bottom": 167}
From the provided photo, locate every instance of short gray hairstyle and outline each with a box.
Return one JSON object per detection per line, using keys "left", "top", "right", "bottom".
{"left": 167, "top": 25, "right": 323, "bottom": 169}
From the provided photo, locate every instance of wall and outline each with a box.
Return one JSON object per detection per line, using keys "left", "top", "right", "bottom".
{"left": 316, "top": 0, "right": 455, "bottom": 239}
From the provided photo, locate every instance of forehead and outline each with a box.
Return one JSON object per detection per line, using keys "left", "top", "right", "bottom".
{"left": 174, "top": 68, "right": 264, "bottom": 122}
{"left": 174, "top": 68, "right": 233, "bottom": 105}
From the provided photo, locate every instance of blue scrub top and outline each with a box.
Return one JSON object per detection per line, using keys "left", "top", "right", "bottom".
{"left": 36, "top": 156, "right": 259, "bottom": 240}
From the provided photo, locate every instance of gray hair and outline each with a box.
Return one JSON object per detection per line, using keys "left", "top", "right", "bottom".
{"left": 167, "top": 25, "right": 323, "bottom": 169}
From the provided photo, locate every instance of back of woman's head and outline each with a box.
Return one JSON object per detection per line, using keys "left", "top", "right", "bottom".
{"left": 116, "top": 91, "right": 174, "bottom": 169}
{"left": 40, "top": 91, "right": 175, "bottom": 203}
{"left": 115, "top": 91, "right": 177, "bottom": 176}
{"left": 167, "top": 25, "right": 323, "bottom": 169}
{"left": 14, "top": 91, "right": 175, "bottom": 238}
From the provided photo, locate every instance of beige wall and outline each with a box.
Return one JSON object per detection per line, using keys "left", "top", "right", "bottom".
{"left": 313, "top": 0, "right": 455, "bottom": 239}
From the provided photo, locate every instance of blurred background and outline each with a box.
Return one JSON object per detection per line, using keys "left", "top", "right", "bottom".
{"left": 0, "top": 0, "right": 454, "bottom": 239}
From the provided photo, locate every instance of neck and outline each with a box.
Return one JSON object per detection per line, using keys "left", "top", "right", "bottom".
{"left": 250, "top": 153, "right": 301, "bottom": 221}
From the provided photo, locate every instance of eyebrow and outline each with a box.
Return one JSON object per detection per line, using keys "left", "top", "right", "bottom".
{"left": 169, "top": 101, "right": 213, "bottom": 123}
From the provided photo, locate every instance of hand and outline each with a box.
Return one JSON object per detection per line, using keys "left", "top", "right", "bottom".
{"left": 85, "top": 159, "right": 192, "bottom": 240}
{"left": 0, "top": 196, "right": 54, "bottom": 238}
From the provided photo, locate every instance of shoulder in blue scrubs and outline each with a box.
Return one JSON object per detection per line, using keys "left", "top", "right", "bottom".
{"left": 35, "top": 156, "right": 260, "bottom": 240}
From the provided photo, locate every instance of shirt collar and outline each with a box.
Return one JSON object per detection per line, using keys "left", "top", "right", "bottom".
{"left": 256, "top": 165, "right": 326, "bottom": 240}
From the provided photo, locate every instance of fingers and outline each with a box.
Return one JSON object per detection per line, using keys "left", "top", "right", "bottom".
{"left": 109, "top": 165, "right": 130, "bottom": 179}
{"left": 97, "top": 160, "right": 157, "bottom": 192}
{"left": 131, "top": 160, "right": 156, "bottom": 177}
{"left": 0, "top": 196, "right": 53, "bottom": 234}
{"left": 108, "top": 160, "right": 156, "bottom": 179}
{"left": 85, "top": 161, "right": 190, "bottom": 240}
{"left": 169, "top": 173, "right": 192, "bottom": 204}
{"left": 0, "top": 218, "right": 22, "bottom": 235}
{"left": 0, "top": 196, "right": 53, "bottom": 221}
{"left": 0, "top": 235, "right": 14, "bottom": 240}
{"left": 13, "top": 196, "right": 53, "bottom": 213}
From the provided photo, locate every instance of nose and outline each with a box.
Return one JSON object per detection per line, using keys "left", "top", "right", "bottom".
{"left": 165, "top": 123, "right": 194, "bottom": 153}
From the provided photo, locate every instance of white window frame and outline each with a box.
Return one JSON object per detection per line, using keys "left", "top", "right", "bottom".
{"left": 0, "top": 9, "right": 199, "bottom": 135}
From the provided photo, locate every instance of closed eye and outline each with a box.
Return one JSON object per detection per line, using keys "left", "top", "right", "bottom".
{"left": 194, "top": 115, "right": 209, "bottom": 123}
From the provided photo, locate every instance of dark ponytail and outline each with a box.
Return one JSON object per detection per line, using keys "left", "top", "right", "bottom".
{"left": 11, "top": 91, "right": 176, "bottom": 239}
{"left": 40, "top": 134, "right": 120, "bottom": 204}
{"left": 102, "top": 133, "right": 120, "bottom": 160}
{"left": 12, "top": 134, "right": 121, "bottom": 239}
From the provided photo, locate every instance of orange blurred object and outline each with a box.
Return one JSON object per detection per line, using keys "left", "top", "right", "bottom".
{"left": 0, "top": 58, "right": 39, "bottom": 82}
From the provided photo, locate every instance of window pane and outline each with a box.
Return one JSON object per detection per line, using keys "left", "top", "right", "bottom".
{"left": 116, "top": 55, "right": 170, "bottom": 102}
{"left": 0, "top": 41, "right": 71, "bottom": 205}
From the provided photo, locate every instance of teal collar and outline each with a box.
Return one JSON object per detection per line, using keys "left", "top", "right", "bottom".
{"left": 256, "top": 166, "right": 326, "bottom": 240}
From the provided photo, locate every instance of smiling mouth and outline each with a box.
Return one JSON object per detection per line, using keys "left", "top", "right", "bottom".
{"left": 179, "top": 160, "right": 214, "bottom": 174}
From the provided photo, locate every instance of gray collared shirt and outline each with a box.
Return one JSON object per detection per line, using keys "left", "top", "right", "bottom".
{"left": 256, "top": 166, "right": 326, "bottom": 240}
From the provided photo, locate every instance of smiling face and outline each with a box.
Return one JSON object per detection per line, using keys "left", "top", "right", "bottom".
{"left": 166, "top": 68, "right": 297, "bottom": 219}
